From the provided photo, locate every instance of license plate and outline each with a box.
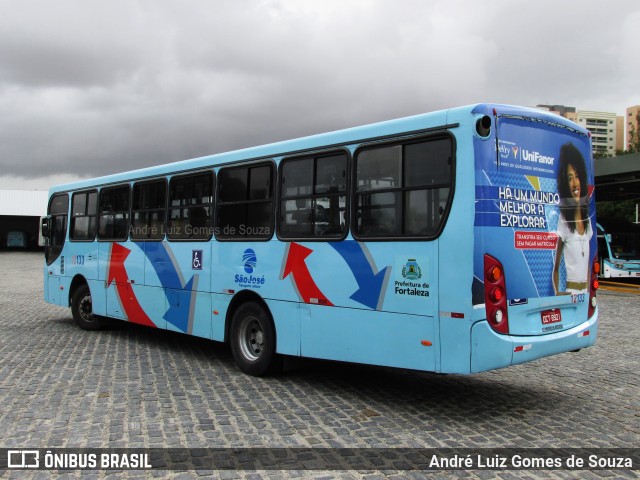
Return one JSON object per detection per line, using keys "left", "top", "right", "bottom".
{"left": 541, "top": 309, "right": 562, "bottom": 325}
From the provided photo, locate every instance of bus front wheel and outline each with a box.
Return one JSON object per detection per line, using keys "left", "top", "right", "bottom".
{"left": 230, "top": 301, "right": 281, "bottom": 376}
{"left": 71, "top": 284, "right": 104, "bottom": 331}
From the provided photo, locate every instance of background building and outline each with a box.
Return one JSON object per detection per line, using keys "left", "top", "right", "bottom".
{"left": 537, "top": 104, "right": 634, "bottom": 156}
{"left": 0, "top": 189, "right": 48, "bottom": 249}
{"left": 617, "top": 115, "right": 624, "bottom": 152}
{"left": 576, "top": 110, "right": 620, "bottom": 157}
{"left": 627, "top": 105, "right": 640, "bottom": 151}
{"left": 536, "top": 104, "right": 578, "bottom": 123}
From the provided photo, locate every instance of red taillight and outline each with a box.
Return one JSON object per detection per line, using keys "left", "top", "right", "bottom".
{"left": 484, "top": 254, "right": 509, "bottom": 334}
{"left": 588, "top": 260, "right": 598, "bottom": 318}
{"left": 490, "top": 287, "right": 504, "bottom": 302}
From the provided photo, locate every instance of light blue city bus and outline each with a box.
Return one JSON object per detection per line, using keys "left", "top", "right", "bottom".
{"left": 597, "top": 218, "right": 640, "bottom": 278}
{"left": 42, "top": 104, "right": 599, "bottom": 376}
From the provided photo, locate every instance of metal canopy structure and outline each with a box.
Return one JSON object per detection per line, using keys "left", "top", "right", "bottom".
{"left": 0, "top": 189, "right": 48, "bottom": 217}
{"left": 594, "top": 152, "right": 640, "bottom": 202}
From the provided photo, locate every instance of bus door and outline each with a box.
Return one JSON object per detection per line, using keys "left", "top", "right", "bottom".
{"left": 96, "top": 185, "right": 146, "bottom": 322}
{"left": 66, "top": 191, "right": 100, "bottom": 289}
{"left": 44, "top": 193, "right": 69, "bottom": 306}
{"left": 597, "top": 232, "right": 610, "bottom": 272}
{"left": 102, "top": 239, "right": 146, "bottom": 321}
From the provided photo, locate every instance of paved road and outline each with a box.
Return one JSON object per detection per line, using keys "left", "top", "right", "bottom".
{"left": 0, "top": 252, "right": 638, "bottom": 479}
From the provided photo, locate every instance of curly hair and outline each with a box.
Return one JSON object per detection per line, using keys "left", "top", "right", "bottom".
{"left": 557, "top": 142, "right": 589, "bottom": 234}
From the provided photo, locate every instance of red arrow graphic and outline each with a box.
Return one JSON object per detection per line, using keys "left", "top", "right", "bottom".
{"left": 107, "top": 243, "right": 157, "bottom": 328}
{"left": 281, "top": 242, "right": 333, "bottom": 306}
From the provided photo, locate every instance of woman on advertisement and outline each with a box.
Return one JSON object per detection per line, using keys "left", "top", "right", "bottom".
{"left": 553, "top": 142, "right": 592, "bottom": 295}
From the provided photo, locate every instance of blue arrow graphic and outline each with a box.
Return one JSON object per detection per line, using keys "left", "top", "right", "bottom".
{"left": 135, "top": 242, "right": 197, "bottom": 333}
{"left": 330, "top": 241, "right": 390, "bottom": 310}
{"left": 137, "top": 242, "right": 184, "bottom": 289}
{"left": 164, "top": 276, "right": 196, "bottom": 333}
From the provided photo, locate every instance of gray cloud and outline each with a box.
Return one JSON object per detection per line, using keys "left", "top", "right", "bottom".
{"left": 0, "top": 0, "right": 638, "bottom": 184}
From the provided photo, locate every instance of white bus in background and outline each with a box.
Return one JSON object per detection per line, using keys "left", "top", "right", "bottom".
{"left": 597, "top": 217, "right": 640, "bottom": 278}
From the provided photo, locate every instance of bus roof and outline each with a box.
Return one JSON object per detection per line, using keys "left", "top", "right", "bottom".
{"left": 49, "top": 103, "right": 586, "bottom": 194}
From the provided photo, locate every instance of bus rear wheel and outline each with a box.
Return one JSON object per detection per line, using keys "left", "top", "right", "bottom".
{"left": 71, "top": 284, "right": 104, "bottom": 331}
{"left": 230, "top": 301, "right": 281, "bottom": 376}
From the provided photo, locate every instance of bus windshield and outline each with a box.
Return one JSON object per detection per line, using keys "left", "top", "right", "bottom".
{"left": 609, "top": 233, "right": 639, "bottom": 259}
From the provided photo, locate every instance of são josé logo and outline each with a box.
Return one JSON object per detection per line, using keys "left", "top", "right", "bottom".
{"left": 235, "top": 248, "right": 265, "bottom": 289}
{"left": 243, "top": 248, "right": 257, "bottom": 273}
{"left": 395, "top": 257, "right": 429, "bottom": 297}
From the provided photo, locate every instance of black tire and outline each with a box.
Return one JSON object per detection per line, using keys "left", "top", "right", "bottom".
{"left": 229, "top": 301, "right": 282, "bottom": 376}
{"left": 71, "top": 284, "right": 104, "bottom": 331}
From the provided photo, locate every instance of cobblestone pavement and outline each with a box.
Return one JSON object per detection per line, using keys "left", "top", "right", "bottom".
{"left": 0, "top": 252, "right": 638, "bottom": 479}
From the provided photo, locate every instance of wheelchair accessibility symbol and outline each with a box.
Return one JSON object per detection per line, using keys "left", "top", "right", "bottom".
{"left": 192, "top": 250, "right": 203, "bottom": 270}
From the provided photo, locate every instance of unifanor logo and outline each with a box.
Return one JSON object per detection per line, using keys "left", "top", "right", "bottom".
{"left": 512, "top": 146, "right": 519, "bottom": 159}
{"left": 521, "top": 149, "right": 555, "bottom": 165}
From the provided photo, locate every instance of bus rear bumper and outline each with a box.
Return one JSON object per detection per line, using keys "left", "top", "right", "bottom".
{"left": 470, "top": 308, "right": 598, "bottom": 373}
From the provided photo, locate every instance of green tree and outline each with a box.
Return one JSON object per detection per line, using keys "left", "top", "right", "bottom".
{"left": 629, "top": 125, "right": 640, "bottom": 154}
{"left": 615, "top": 113, "right": 640, "bottom": 155}
{"left": 626, "top": 112, "right": 640, "bottom": 154}
{"left": 601, "top": 113, "right": 640, "bottom": 224}
{"left": 597, "top": 200, "right": 637, "bottom": 223}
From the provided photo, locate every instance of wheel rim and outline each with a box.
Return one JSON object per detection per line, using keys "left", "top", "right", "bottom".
{"left": 79, "top": 294, "right": 94, "bottom": 322}
{"left": 237, "top": 316, "right": 264, "bottom": 361}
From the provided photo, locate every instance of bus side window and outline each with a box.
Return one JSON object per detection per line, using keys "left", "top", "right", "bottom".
{"left": 216, "top": 163, "right": 274, "bottom": 240}
{"left": 279, "top": 152, "right": 348, "bottom": 239}
{"left": 98, "top": 185, "right": 130, "bottom": 241}
{"left": 168, "top": 172, "right": 214, "bottom": 241}
{"left": 354, "top": 136, "right": 453, "bottom": 239}
{"left": 131, "top": 180, "right": 166, "bottom": 241}
{"left": 70, "top": 191, "right": 97, "bottom": 241}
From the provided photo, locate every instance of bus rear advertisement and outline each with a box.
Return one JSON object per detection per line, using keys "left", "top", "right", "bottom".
{"left": 41, "top": 104, "right": 599, "bottom": 377}
{"left": 472, "top": 105, "right": 597, "bottom": 372}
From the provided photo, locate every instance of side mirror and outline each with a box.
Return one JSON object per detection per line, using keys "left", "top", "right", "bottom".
{"left": 41, "top": 216, "right": 50, "bottom": 241}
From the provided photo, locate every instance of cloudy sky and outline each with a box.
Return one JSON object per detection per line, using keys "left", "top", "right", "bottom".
{"left": 1, "top": 0, "right": 638, "bottom": 190}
